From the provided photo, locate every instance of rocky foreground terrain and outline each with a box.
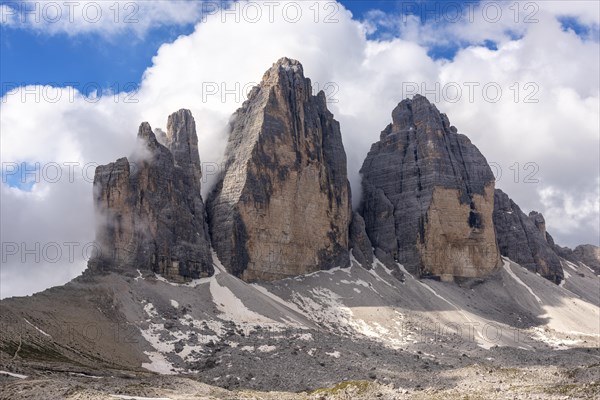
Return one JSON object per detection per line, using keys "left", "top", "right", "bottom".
{"left": 1, "top": 58, "right": 599, "bottom": 399}
{"left": 1, "top": 255, "right": 599, "bottom": 399}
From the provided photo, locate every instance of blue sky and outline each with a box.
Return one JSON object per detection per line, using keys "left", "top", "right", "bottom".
{"left": 0, "top": 19, "right": 195, "bottom": 96}
{"left": 1, "top": 0, "right": 595, "bottom": 97}
{"left": 0, "top": 0, "right": 502, "bottom": 97}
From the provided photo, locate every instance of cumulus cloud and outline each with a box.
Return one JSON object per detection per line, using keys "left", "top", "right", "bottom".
{"left": 0, "top": 0, "right": 211, "bottom": 37}
{"left": 1, "top": 0, "right": 598, "bottom": 298}
{"left": 363, "top": 0, "right": 599, "bottom": 46}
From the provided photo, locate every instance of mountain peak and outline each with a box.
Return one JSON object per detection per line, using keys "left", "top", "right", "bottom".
{"left": 260, "top": 57, "right": 306, "bottom": 89}
{"left": 137, "top": 121, "right": 158, "bottom": 143}
{"left": 360, "top": 96, "right": 500, "bottom": 279}
{"left": 273, "top": 56, "right": 303, "bottom": 71}
{"left": 166, "top": 109, "right": 196, "bottom": 146}
{"left": 208, "top": 58, "right": 350, "bottom": 281}
{"left": 387, "top": 94, "right": 449, "bottom": 138}
{"left": 166, "top": 108, "right": 203, "bottom": 194}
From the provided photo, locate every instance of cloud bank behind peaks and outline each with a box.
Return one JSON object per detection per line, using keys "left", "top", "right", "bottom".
{"left": 1, "top": 1, "right": 598, "bottom": 298}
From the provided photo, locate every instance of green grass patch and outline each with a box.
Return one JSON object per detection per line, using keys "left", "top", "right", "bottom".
{"left": 309, "top": 380, "right": 371, "bottom": 395}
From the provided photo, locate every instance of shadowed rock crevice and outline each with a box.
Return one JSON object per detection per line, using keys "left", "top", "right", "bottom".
{"left": 349, "top": 212, "right": 374, "bottom": 268}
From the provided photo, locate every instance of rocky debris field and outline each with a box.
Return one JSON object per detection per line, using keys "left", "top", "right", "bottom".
{"left": 1, "top": 356, "right": 599, "bottom": 400}
{"left": 1, "top": 254, "right": 599, "bottom": 399}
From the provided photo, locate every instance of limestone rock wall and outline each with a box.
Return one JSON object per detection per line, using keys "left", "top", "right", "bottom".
{"left": 88, "top": 110, "right": 213, "bottom": 281}
{"left": 493, "top": 189, "right": 563, "bottom": 283}
{"left": 359, "top": 95, "right": 500, "bottom": 279}
{"left": 207, "top": 58, "right": 351, "bottom": 281}
{"left": 550, "top": 237, "right": 600, "bottom": 275}
{"left": 571, "top": 245, "right": 600, "bottom": 274}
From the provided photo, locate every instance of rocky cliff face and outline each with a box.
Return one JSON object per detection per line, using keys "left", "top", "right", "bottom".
{"left": 207, "top": 58, "right": 351, "bottom": 281}
{"left": 493, "top": 189, "right": 563, "bottom": 283}
{"left": 88, "top": 109, "right": 213, "bottom": 281}
{"left": 571, "top": 245, "right": 600, "bottom": 274}
{"left": 359, "top": 95, "right": 500, "bottom": 280}
{"left": 551, "top": 240, "right": 600, "bottom": 275}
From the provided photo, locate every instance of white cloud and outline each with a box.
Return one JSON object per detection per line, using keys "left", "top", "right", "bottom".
{"left": 540, "top": 0, "right": 600, "bottom": 26}
{"left": 0, "top": 0, "right": 210, "bottom": 37}
{"left": 362, "top": 0, "right": 599, "bottom": 47}
{"left": 539, "top": 182, "right": 600, "bottom": 244}
{"left": 436, "top": 14, "right": 599, "bottom": 247}
{"left": 1, "top": 0, "right": 598, "bottom": 297}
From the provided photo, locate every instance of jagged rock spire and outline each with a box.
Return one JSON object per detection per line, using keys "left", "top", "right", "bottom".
{"left": 88, "top": 110, "right": 213, "bottom": 281}
{"left": 167, "top": 109, "right": 203, "bottom": 188}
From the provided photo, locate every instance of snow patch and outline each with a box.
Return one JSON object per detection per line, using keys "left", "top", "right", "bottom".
{"left": 154, "top": 273, "right": 210, "bottom": 288}
{"left": 531, "top": 327, "right": 582, "bottom": 350}
{"left": 138, "top": 300, "right": 218, "bottom": 370}
{"left": 69, "top": 372, "right": 103, "bottom": 379}
{"left": 340, "top": 279, "right": 371, "bottom": 289}
{"left": 502, "top": 260, "right": 542, "bottom": 304}
{"left": 417, "top": 281, "right": 491, "bottom": 349}
{"left": 396, "top": 263, "right": 412, "bottom": 277}
{"left": 23, "top": 318, "right": 51, "bottom": 337}
{"left": 141, "top": 351, "right": 178, "bottom": 375}
{"left": 368, "top": 266, "right": 395, "bottom": 288}
{"left": 326, "top": 351, "right": 341, "bottom": 358}
{"left": 258, "top": 345, "right": 277, "bottom": 352}
{"left": 250, "top": 284, "right": 309, "bottom": 318}
{"left": 580, "top": 262, "right": 595, "bottom": 274}
{"left": 559, "top": 270, "right": 572, "bottom": 288}
{"left": 563, "top": 260, "right": 579, "bottom": 271}
{"left": 290, "top": 287, "right": 411, "bottom": 348}
{"left": 297, "top": 333, "right": 313, "bottom": 341}
{"left": 0, "top": 370, "right": 27, "bottom": 379}
{"left": 143, "top": 302, "right": 159, "bottom": 319}
{"left": 210, "top": 275, "right": 281, "bottom": 328}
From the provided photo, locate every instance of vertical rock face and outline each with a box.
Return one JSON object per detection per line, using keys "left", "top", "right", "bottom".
{"left": 359, "top": 95, "right": 500, "bottom": 280}
{"left": 571, "top": 245, "right": 600, "bottom": 274}
{"left": 550, "top": 239, "right": 600, "bottom": 275}
{"left": 88, "top": 110, "right": 213, "bottom": 281}
{"left": 207, "top": 58, "right": 351, "bottom": 281}
{"left": 493, "top": 189, "right": 563, "bottom": 283}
